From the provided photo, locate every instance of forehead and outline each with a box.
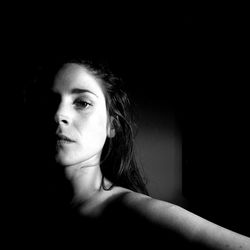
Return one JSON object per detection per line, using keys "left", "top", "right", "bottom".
{"left": 52, "top": 63, "right": 104, "bottom": 96}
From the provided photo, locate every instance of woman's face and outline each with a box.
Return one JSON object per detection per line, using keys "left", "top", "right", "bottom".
{"left": 51, "top": 63, "right": 111, "bottom": 168}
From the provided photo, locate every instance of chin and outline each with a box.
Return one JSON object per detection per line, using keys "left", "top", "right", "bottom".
{"left": 55, "top": 154, "right": 73, "bottom": 166}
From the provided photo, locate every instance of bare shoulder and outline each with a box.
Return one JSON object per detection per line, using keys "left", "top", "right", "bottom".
{"left": 111, "top": 190, "right": 183, "bottom": 231}
{"left": 104, "top": 186, "right": 174, "bottom": 212}
{"left": 119, "top": 192, "right": 250, "bottom": 249}
{"left": 84, "top": 188, "right": 250, "bottom": 249}
{"left": 117, "top": 190, "right": 177, "bottom": 219}
{"left": 120, "top": 190, "right": 174, "bottom": 209}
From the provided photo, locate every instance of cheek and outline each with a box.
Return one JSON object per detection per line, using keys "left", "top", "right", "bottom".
{"left": 91, "top": 116, "right": 107, "bottom": 142}
{"left": 77, "top": 112, "right": 108, "bottom": 144}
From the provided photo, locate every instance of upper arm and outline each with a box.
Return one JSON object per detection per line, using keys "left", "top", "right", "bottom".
{"left": 122, "top": 192, "right": 250, "bottom": 249}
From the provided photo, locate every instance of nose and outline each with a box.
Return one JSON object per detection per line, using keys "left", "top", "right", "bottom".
{"left": 55, "top": 114, "right": 69, "bottom": 125}
{"left": 54, "top": 103, "right": 71, "bottom": 126}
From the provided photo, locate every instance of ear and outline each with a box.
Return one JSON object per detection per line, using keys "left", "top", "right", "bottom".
{"left": 107, "top": 116, "right": 116, "bottom": 138}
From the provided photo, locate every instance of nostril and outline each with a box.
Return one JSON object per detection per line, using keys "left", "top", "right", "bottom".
{"left": 61, "top": 119, "right": 68, "bottom": 124}
{"left": 54, "top": 114, "right": 69, "bottom": 125}
{"left": 59, "top": 117, "right": 69, "bottom": 125}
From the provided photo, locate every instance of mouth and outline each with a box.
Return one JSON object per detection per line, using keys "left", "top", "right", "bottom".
{"left": 56, "top": 134, "right": 75, "bottom": 145}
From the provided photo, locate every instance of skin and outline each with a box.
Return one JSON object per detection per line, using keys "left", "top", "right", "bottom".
{"left": 53, "top": 63, "right": 110, "bottom": 168}
{"left": 52, "top": 63, "right": 115, "bottom": 203}
{"left": 51, "top": 63, "right": 250, "bottom": 249}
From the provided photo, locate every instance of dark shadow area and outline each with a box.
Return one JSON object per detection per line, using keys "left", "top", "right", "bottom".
{"left": 182, "top": 14, "right": 249, "bottom": 236}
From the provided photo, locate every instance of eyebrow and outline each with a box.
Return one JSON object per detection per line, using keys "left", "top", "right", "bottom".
{"left": 71, "top": 88, "right": 98, "bottom": 97}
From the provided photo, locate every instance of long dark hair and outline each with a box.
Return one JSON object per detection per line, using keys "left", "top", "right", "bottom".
{"left": 26, "top": 55, "right": 148, "bottom": 196}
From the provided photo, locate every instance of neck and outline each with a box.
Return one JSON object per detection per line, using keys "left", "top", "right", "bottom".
{"left": 64, "top": 162, "right": 104, "bottom": 206}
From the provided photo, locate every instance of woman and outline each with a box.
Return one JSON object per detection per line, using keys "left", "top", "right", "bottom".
{"left": 24, "top": 56, "right": 249, "bottom": 249}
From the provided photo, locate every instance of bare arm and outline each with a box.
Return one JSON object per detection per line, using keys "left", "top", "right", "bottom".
{"left": 123, "top": 193, "right": 250, "bottom": 249}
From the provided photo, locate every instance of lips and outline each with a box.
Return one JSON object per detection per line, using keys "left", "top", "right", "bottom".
{"left": 56, "top": 134, "right": 76, "bottom": 144}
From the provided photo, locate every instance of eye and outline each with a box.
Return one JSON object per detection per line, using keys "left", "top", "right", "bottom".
{"left": 74, "top": 98, "right": 91, "bottom": 109}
